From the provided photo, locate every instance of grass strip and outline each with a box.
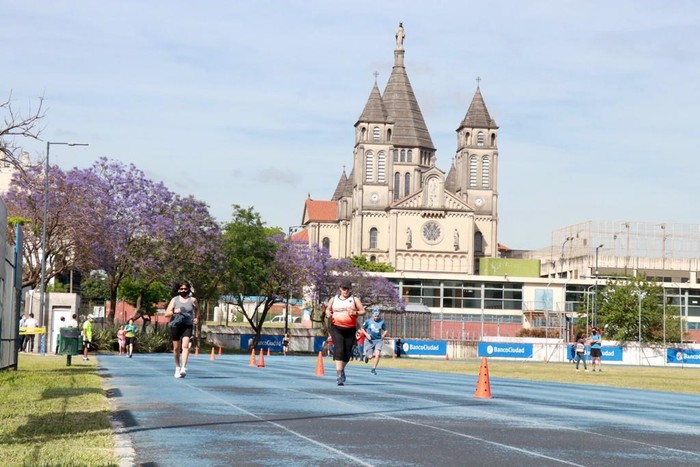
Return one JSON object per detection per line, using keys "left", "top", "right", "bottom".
{"left": 0, "top": 354, "right": 117, "bottom": 466}
{"left": 351, "top": 358, "right": 700, "bottom": 395}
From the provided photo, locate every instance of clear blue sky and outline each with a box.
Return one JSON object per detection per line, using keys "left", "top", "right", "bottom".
{"left": 4, "top": 1, "right": 699, "bottom": 250}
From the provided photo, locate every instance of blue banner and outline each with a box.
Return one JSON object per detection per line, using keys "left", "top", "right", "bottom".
{"left": 599, "top": 346, "right": 623, "bottom": 362}
{"left": 400, "top": 339, "right": 446, "bottom": 356}
{"left": 667, "top": 348, "right": 700, "bottom": 364}
{"left": 241, "top": 334, "right": 283, "bottom": 352}
{"left": 479, "top": 342, "right": 533, "bottom": 358}
{"left": 314, "top": 336, "right": 326, "bottom": 353}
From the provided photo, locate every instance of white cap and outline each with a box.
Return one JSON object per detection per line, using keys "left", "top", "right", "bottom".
{"left": 87, "top": 314, "right": 94, "bottom": 320}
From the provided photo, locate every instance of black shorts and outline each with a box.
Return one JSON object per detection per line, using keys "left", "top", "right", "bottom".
{"left": 126, "top": 336, "right": 135, "bottom": 346}
{"left": 170, "top": 324, "right": 193, "bottom": 341}
{"left": 590, "top": 348, "right": 602, "bottom": 358}
{"left": 329, "top": 325, "right": 356, "bottom": 363}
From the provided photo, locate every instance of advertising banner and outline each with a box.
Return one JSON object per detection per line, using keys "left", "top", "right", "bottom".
{"left": 478, "top": 342, "right": 533, "bottom": 359}
{"left": 667, "top": 348, "right": 700, "bottom": 364}
{"left": 400, "top": 339, "right": 447, "bottom": 356}
{"left": 599, "top": 346, "right": 623, "bottom": 362}
{"left": 241, "top": 334, "right": 283, "bottom": 352}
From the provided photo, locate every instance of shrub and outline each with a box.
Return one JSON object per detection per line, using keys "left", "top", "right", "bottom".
{"left": 135, "top": 327, "right": 170, "bottom": 353}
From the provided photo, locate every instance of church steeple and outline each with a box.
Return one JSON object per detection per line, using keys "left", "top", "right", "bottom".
{"left": 460, "top": 84, "right": 498, "bottom": 131}
{"left": 381, "top": 24, "right": 434, "bottom": 150}
{"left": 356, "top": 80, "right": 390, "bottom": 125}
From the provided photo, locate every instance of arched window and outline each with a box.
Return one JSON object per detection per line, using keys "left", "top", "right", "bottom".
{"left": 465, "top": 131, "right": 471, "bottom": 145}
{"left": 481, "top": 156, "right": 490, "bottom": 187}
{"left": 369, "top": 227, "right": 378, "bottom": 249}
{"left": 360, "top": 127, "right": 367, "bottom": 141}
{"left": 370, "top": 255, "right": 377, "bottom": 262}
{"left": 387, "top": 129, "right": 392, "bottom": 142}
{"left": 365, "top": 151, "right": 374, "bottom": 182}
{"left": 322, "top": 237, "right": 330, "bottom": 251}
{"left": 490, "top": 133, "right": 496, "bottom": 146}
{"left": 404, "top": 172, "right": 411, "bottom": 197}
{"left": 394, "top": 172, "right": 400, "bottom": 199}
{"left": 474, "top": 231, "right": 484, "bottom": 254}
{"left": 377, "top": 151, "right": 386, "bottom": 182}
{"left": 469, "top": 156, "right": 478, "bottom": 187}
{"left": 407, "top": 149, "right": 412, "bottom": 162}
{"left": 393, "top": 149, "right": 399, "bottom": 162}
{"left": 477, "top": 131, "right": 484, "bottom": 147}
{"left": 373, "top": 126, "right": 381, "bottom": 141}
{"left": 400, "top": 149, "right": 406, "bottom": 162}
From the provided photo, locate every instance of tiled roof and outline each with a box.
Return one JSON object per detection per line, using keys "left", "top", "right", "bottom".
{"left": 304, "top": 199, "right": 338, "bottom": 222}
{"left": 357, "top": 82, "right": 391, "bottom": 124}
{"left": 460, "top": 87, "right": 498, "bottom": 129}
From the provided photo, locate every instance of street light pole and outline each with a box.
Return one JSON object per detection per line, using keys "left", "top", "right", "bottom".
{"left": 560, "top": 236, "right": 573, "bottom": 279}
{"left": 39, "top": 142, "right": 88, "bottom": 329}
{"left": 593, "top": 244, "right": 604, "bottom": 328}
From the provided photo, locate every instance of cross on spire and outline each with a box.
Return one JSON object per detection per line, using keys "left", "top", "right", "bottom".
{"left": 373, "top": 71, "right": 379, "bottom": 83}
{"left": 476, "top": 76, "right": 482, "bottom": 88}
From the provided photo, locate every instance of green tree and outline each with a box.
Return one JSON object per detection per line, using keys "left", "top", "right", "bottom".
{"left": 118, "top": 277, "right": 170, "bottom": 331}
{"left": 580, "top": 274, "right": 683, "bottom": 344}
{"left": 351, "top": 255, "right": 395, "bottom": 272}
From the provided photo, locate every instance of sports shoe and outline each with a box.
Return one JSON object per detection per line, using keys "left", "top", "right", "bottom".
{"left": 336, "top": 376, "right": 344, "bottom": 386}
{"left": 128, "top": 354, "right": 132, "bottom": 358}
{"left": 174, "top": 368, "right": 182, "bottom": 378}
{"left": 575, "top": 369, "right": 579, "bottom": 372}
{"left": 180, "top": 367, "right": 187, "bottom": 378}
{"left": 371, "top": 368, "right": 377, "bottom": 375}
{"left": 584, "top": 369, "right": 589, "bottom": 372}
{"left": 340, "top": 369, "right": 346, "bottom": 383}
{"left": 364, "top": 356, "right": 369, "bottom": 364}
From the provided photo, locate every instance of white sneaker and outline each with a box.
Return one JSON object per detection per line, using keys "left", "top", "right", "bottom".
{"left": 180, "top": 367, "right": 187, "bottom": 378}
{"left": 174, "top": 367, "right": 182, "bottom": 378}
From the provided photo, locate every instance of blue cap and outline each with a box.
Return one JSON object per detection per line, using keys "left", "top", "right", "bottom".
{"left": 372, "top": 309, "right": 380, "bottom": 315}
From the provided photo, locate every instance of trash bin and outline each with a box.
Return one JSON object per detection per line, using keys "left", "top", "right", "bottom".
{"left": 58, "top": 327, "right": 81, "bottom": 366}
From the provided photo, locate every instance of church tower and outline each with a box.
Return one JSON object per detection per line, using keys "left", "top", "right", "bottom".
{"left": 452, "top": 85, "right": 499, "bottom": 267}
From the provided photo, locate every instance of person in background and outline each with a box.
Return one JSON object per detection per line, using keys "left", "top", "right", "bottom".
{"left": 283, "top": 333, "right": 290, "bottom": 356}
{"left": 362, "top": 308, "right": 388, "bottom": 375}
{"left": 124, "top": 319, "right": 137, "bottom": 358}
{"left": 82, "top": 314, "right": 94, "bottom": 361}
{"left": 355, "top": 329, "right": 365, "bottom": 361}
{"left": 24, "top": 313, "right": 39, "bottom": 352}
{"left": 574, "top": 333, "right": 588, "bottom": 372}
{"left": 589, "top": 327, "right": 603, "bottom": 372}
{"left": 67, "top": 314, "right": 79, "bottom": 327}
{"left": 165, "top": 280, "right": 199, "bottom": 378}
{"left": 117, "top": 324, "right": 127, "bottom": 356}
{"left": 18, "top": 313, "right": 28, "bottom": 352}
{"left": 325, "top": 278, "right": 366, "bottom": 386}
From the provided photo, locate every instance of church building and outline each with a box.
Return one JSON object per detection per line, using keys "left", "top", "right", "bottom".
{"left": 295, "top": 24, "right": 500, "bottom": 274}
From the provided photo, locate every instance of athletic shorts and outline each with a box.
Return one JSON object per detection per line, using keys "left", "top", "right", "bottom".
{"left": 364, "top": 338, "right": 383, "bottom": 356}
{"left": 329, "top": 325, "right": 356, "bottom": 362}
{"left": 590, "top": 348, "right": 602, "bottom": 358}
{"left": 170, "top": 324, "right": 193, "bottom": 341}
{"left": 125, "top": 336, "right": 134, "bottom": 346}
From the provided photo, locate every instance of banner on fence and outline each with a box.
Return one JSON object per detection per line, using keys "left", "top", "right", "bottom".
{"left": 400, "top": 339, "right": 447, "bottom": 356}
{"left": 667, "top": 348, "right": 700, "bottom": 364}
{"left": 240, "top": 334, "right": 283, "bottom": 352}
{"left": 478, "top": 342, "right": 533, "bottom": 359}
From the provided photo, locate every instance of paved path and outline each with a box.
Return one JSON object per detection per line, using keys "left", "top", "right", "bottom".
{"left": 100, "top": 354, "right": 700, "bottom": 466}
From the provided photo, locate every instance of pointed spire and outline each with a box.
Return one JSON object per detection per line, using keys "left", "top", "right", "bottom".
{"left": 331, "top": 170, "right": 348, "bottom": 201}
{"left": 382, "top": 24, "right": 435, "bottom": 149}
{"left": 461, "top": 85, "right": 498, "bottom": 129}
{"left": 445, "top": 158, "right": 458, "bottom": 193}
{"left": 357, "top": 81, "right": 390, "bottom": 124}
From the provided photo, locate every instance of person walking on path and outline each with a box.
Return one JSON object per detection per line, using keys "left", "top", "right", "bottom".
{"left": 124, "top": 319, "right": 137, "bottom": 358}
{"left": 82, "top": 315, "right": 94, "bottom": 361}
{"left": 117, "top": 325, "right": 127, "bottom": 356}
{"left": 574, "top": 334, "right": 588, "bottom": 372}
{"left": 283, "top": 333, "right": 290, "bottom": 356}
{"left": 325, "top": 278, "right": 366, "bottom": 386}
{"left": 590, "top": 328, "right": 603, "bottom": 372}
{"left": 362, "top": 308, "right": 388, "bottom": 375}
{"left": 165, "top": 280, "right": 199, "bottom": 378}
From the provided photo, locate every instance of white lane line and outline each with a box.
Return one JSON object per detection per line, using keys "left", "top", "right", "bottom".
{"left": 180, "top": 379, "right": 374, "bottom": 467}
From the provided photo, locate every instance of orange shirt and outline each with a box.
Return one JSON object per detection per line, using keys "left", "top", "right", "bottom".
{"left": 330, "top": 294, "right": 358, "bottom": 329}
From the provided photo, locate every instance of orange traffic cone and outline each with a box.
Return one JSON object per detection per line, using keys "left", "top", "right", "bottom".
{"left": 267, "top": 347, "right": 271, "bottom": 356}
{"left": 257, "top": 348, "right": 265, "bottom": 367}
{"left": 315, "top": 351, "right": 325, "bottom": 376}
{"left": 218, "top": 346, "right": 222, "bottom": 355}
{"left": 474, "top": 357, "right": 493, "bottom": 399}
{"left": 210, "top": 347, "right": 216, "bottom": 361}
{"left": 249, "top": 349, "right": 257, "bottom": 366}
{"left": 195, "top": 347, "right": 199, "bottom": 357}
{"left": 445, "top": 351, "right": 449, "bottom": 361}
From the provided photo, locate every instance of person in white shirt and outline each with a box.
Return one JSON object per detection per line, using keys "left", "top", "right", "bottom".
{"left": 23, "top": 313, "right": 39, "bottom": 352}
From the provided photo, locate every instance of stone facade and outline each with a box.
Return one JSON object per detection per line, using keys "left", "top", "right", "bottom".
{"left": 297, "top": 25, "right": 499, "bottom": 274}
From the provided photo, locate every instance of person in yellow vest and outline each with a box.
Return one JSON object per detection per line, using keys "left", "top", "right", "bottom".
{"left": 82, "top": 314, "right": 94, "bottom": 361}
